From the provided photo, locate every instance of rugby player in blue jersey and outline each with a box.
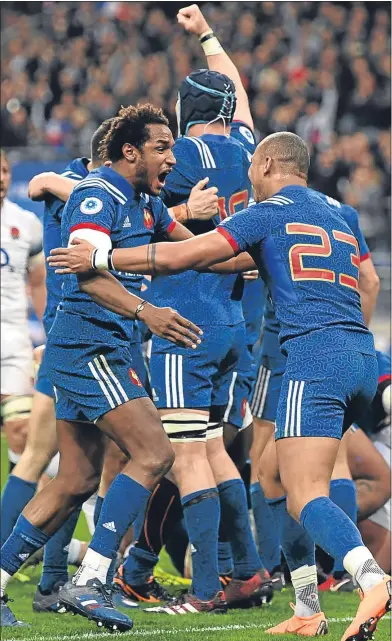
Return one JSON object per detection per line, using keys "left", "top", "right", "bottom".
{"left": 58, "top": 131, "right": 391, "bottom": 640}
{"left": 111, "top": 6, "right": 271, "bottom": 614}
{"left": 0, "top": 121, "right": 113, "bottom": 617}
{"left": 0, "top": 104, "right": 207, "bottom": 632}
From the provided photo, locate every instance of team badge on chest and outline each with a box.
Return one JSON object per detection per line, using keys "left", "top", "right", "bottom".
{"left": 144, "top": 208, "right": 154, "bottom": 230}
{"left": 10, "top": 226, "right": 20, "bottom": 240}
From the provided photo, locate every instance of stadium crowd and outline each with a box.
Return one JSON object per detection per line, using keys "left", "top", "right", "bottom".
{"left": 1, "top": 2, "right": 391, "bottom": 247}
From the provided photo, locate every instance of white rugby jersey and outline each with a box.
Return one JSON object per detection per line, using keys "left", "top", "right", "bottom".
{"left": 1, "top": 198, "right": 43, "bottom": 325}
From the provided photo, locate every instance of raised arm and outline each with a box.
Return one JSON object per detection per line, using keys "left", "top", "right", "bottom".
{"left": 177, "top": 4, "right": 253, "bottom": 129}
{"left": 29, "top": 172, "right": 78, "bottom": 202}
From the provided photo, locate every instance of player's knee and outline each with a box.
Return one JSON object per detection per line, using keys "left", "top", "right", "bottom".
{"left": 58, "top": 468, "right": 101, "bottom": 502}
{"left": 143, "top": 442, "right": 175, "bottom": 479}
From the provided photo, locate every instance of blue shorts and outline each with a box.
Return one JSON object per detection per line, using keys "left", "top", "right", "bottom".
{"left": 45, "top": 339, "right": 148, "bottom": 423}
{"left": 36, "top": 341, "right": 149, "bottom": 402}
{"left": 223, "top": 345, "right": 254, "bottom": 430}
{"left": 250, "top": 352, "right": 287, "bottom": 422}
{"left": 275, "top": 351, "right": 377, "bottom": 440}
{"left": 150, "top": 323, "right": 246, "bottom": 415}
{"left": 35, "top": 348, "right": 55, "bottom": 399}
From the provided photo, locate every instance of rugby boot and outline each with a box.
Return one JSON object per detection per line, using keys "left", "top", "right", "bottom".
{"left": 113, "top": 565, "right": 172, "bottom": 605}
{"left": 319, "top": 573, "right": 356, "bottom": 593}
{"left": 154, "top": 567, "right": 191, "bottom": 589}
{"left": 58, "top": 578, "right": 133, "bottom": 632}
{"left": 0, "top": 595, "right": 29, "bottom": 627}
{"left": 224, "top": 569, "right": 273, "bottom": 608}
{"left": 341, "top": 575, "right": 391, "bottom": 641}
{"left": 33, "top": 581, "right": 67, "bottom": 613}
{"left": 145, "top": 590, "right": 227, "bottom": 614}
{"left": 266, "top": 603, "right": 328, "bottom": 636}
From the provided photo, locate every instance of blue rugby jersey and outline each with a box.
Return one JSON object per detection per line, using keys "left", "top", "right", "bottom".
{"left": 260, "top": 189, "right": 372, "bottom": 358}
{"left": 152, "top": 121, "right": 256, "bottom": 326}
{"left": 217, "top": 185, "right": 375, "bottom": 356}
{"left": 53, "top": 166, "right": 175, "bottom": 344}
{"left": 242, "top": 277, "right": 266, "bottom": 350}
{"left": 42, "top": 157, "right": 89, "bottom": 334}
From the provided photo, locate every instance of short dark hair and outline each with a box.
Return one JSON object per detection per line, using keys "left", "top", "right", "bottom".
{"left": 99, "top": 104, "right": 169, "bottom": 162}
{"left": 90, "top": 119, "right": 114, "bottom": 163}
{"left": 261, "top": 132, "right": 310, "bottom": 177}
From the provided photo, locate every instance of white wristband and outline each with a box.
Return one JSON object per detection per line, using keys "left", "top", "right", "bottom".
{"left": 199, "top": 30, "right": 223, "bottom": 57}
{"left": 92, "top": 247, "right": 109, "bottom": 271}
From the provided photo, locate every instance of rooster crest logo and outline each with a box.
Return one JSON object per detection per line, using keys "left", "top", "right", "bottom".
{"left": 144, "top": 208, "right": 154, "bottom": 230}
{"left": 128, "top": 368, "right": 143, "bottom": 387}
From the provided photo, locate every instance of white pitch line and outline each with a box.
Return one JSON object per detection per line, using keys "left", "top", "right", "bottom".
{"left": 4, "top": 617, "right": 391, "bottom": 641}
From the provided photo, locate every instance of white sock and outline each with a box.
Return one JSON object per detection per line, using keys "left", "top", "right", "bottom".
{"left": 291, "top": 565, "right": 321, "bottom": 618}
{"left": 343, "top": 546, "right": 385, "bottom": 593}
{"left": 0, "top": 569, "right": 12, "bottom": 597}
{"left": 67, "top": 538, "right": 82, "bottom": 566}
{"left": 73, "top": 548, "right": 112, "bottom": 586}
{"left": 82, "top": 493, "right": 97, "bottom": 535}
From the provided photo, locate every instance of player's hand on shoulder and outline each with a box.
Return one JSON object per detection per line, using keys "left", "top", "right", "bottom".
{"left": 188, "top": 177, "right": 219, "bottom": 221}
{"left": 47, "top": 238, "right": 95, "bottom": 274}
{"left": 28, "top": 172, "right": 56, "bottom": 201}
{"left": 138, "top": 304, "right": 203, "bottom": 349}
{"left": 177, "top": 4, "right": 210, "bottom": 36}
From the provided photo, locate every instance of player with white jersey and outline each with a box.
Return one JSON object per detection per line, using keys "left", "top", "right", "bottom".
{"left": 0, "top": 149, "right": 46, "bottom": 476}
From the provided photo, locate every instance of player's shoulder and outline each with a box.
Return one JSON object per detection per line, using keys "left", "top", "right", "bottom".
{"left": 310, "top": 188, "right": 358, "bottom": 218}
{"left": 61, "top": 157, "right": 89, "bottom": 180}
{"left": 229, "top": 120, "right": 256, "bottom": 155}
{"left": 173, "top": 135, "right": 214, "bottom": 170}
{"left": 69, "top": 173, "right": 124, "bottom": 211}
{"left": 3, "top": 198, "right": 41, "bottom": 227}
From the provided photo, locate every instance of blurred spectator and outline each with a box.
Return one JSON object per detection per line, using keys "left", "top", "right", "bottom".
{"left": 0, "top": 1, "right": 390, "bottom": 246}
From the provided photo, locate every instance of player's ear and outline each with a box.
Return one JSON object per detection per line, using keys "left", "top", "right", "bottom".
{"left": 264, "top": 156, "right": 273, "bottom": 175}
{"left": 122, "top": 143, "right": 138, "bottom": 164}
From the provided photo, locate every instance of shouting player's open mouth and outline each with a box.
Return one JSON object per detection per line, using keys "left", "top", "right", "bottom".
{"left": 157, "top": 169, "right": 172, "bottom": 189}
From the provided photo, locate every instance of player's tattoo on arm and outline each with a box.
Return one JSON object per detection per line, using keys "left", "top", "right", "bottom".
{"left": 151, "top": 243, "right": 157, "bottom": 277}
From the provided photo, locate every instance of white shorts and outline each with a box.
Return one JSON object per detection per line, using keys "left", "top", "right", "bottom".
{"left": 369, "top": 428, "right": 391, "bottom": 532}
{"left": 1, "top": 323, "right": 33, "bottom": 396}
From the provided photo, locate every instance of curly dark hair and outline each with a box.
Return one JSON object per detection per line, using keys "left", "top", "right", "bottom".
{"left": 99, "top": 104, "right": 169, "bottom": 162}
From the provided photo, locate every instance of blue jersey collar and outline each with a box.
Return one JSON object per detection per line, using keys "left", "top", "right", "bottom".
{"left": 92, "top": 166, "right": 135, "bottom": 202}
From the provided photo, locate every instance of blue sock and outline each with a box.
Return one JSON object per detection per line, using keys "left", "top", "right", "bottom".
{"left": 39, "top": 507, "right": 81, "bottom": 592}
{"left": 1, "top": 476, "right": 37, "bottom": 546}
{"left": 250, "top": 483, "right": 281, "bottom": 573}
{"left": 268, "top": 496, "right": 315, "bottom": 572}
{"left": 218, "top": 541, "right": 233, "bottom": 576}
{"left": 93, "top": 496, "right": 104, "bottom": 528}
{"left": 1, "top": 514, "right": 50, "bottom": 575}
{"left": 90, "top": 474, "right": 151, "bottom": 561}
{"left": 182, "top": 488, "right": 221, "bottom": 601}
{"left": 218, "top": 479, "right": 260, "bottom": 580}
{"left": 300, "top": 496, "right": 363, "bottom": 569}
{"left": 330, "top": 479, "right": 358, "bottom": 576}
{"left": 123, "top": 547, "right": 158, "bottom": 585}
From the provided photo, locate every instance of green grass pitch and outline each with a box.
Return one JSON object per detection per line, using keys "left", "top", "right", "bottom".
{"left": 1, "top": 436, "right": 390, "bottom": 641}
